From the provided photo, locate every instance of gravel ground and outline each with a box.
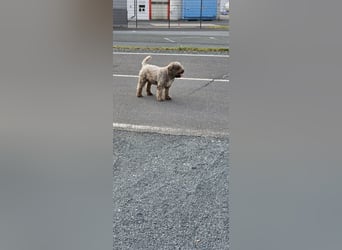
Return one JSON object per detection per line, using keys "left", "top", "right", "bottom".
{"left": 113, "top": 130, "right": 229, "bottom": 249}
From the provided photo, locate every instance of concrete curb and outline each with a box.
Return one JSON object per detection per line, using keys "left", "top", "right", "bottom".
{"left": 113, "top": 123, "right": 229, "bottom": 138}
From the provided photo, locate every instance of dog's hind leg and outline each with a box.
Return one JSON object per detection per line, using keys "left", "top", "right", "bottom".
{"left": 136, "top": 79, "right": 147, "bottom": 97}
{"left": 146, "top": 82, "right": 153, "bottom": 96}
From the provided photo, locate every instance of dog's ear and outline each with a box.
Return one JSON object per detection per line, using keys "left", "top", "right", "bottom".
{"left": 167, "top": 64, "right": 175, "bottom": 75}
{"left": 168, "top": 63, "right": 181, "bottom": 72}
{"left": 167, "top": 64, "right": 174, "bottom": 71}
{"left": 168, "top": 62, "right": 184, "bottom": 77}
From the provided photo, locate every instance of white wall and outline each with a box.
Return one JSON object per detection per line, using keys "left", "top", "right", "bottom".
{"left": 127, "top": 0, "right": 150, "bottom": 20}
{"left": 170, "top": 0, "right": 182, "bottom": 20}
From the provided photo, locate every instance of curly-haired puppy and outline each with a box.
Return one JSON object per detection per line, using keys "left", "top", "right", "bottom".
{"left": 136, "top": 56, "right": 184, "bottom": 101}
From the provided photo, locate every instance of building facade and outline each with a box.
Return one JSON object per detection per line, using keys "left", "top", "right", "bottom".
{"left": 114, "top": 0, "right": 222, "bottom": 23}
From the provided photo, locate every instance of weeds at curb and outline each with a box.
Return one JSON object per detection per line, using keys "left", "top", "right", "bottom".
{"left": 113, "top": 45, "right": 229, "bottom": 53}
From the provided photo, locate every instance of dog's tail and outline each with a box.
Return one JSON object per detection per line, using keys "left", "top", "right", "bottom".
{"left": 141, "top": 56, "right": 152, "bottom": 66}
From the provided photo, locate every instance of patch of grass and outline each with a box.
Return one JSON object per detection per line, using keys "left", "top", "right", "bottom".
{"left": 113, "top": 45, "right": 229, "bottom": 53}
{"left": 207, "top": 25, "right": 229, "bottom": 30}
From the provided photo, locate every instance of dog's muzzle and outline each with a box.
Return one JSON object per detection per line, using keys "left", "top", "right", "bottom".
{"left": 175, "top": 69, "right": 184, "bottom": 78}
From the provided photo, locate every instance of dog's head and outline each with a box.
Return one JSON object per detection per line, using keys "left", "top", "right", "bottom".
{"left": 168, "top": 62, "right": 184, "bottom": 78}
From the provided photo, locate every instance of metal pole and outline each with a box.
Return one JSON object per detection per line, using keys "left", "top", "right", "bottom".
{"left": 200, "top": 0, "right": 203, "bottom": 29}
{"left": 135, "top": 0, "right": 138, "bottom": 28}
{"left": 168, "top": 0, "right": 171, "bottom": 29}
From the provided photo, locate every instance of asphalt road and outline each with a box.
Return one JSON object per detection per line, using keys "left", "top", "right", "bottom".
{"left": 113, "top": 30, "right": 229, "bottom": 48}
{"left": 113, "top": 52, "right": 229, "bottom": 136}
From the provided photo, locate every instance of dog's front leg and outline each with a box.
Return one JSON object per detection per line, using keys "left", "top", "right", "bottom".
{"left": 156, "top": 85, "right": 164, "bottom": 101}
{"left": 164, "top": 86, "right": 172, "bottom": 100}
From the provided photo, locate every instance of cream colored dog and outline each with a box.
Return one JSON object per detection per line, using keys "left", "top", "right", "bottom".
{"left": 136, "top": 56, "right": 184, "bottom": 101}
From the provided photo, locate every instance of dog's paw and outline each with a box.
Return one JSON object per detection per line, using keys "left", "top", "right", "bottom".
{"left": 147, "top": 92, "right": 153, "bottom": 96}
{"left": 165, "top": 96, "right": 172, "bottom": 100}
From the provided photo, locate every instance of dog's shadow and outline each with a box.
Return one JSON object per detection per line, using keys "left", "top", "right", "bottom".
{"left": 136, "top": 94, "right": 188, "bottom": 107}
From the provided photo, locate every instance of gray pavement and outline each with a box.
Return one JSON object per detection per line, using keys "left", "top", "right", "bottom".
{"left": 113, "top": 53, "right": 229, "bottom": 135}
{"left": 113, "top": 30, "right": 229, "bottom": 49}
{"left": 113, "top": 30, "right": 229, "bottom": 249}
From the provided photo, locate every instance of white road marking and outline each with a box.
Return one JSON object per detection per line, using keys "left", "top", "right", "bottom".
{"left": 113, "top": 51, "right": 229, "bottom": 58}
{"left": 113, "top": 74, "right": 229, "bottom": 82}
{"left": 113, "top": 122, "right": 229, "bottom": 137}
{"left": 113, "top": 74, "right": 138, "bottom": 78}
{"left": 164, "top": 37, "right": 176, "bottom": 43}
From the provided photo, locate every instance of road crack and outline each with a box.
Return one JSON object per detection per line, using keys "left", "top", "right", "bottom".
{"left": 186, "top": 79, "right": 215, "bottom": 95}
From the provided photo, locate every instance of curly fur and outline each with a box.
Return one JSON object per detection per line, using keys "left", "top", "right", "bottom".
{"left": 136, "top": 56, "right": 184, "bottom": 101}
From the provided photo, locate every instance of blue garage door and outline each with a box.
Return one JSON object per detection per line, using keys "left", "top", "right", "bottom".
{"left": 182, "top": 0, "right": 217, "bottom": 20}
